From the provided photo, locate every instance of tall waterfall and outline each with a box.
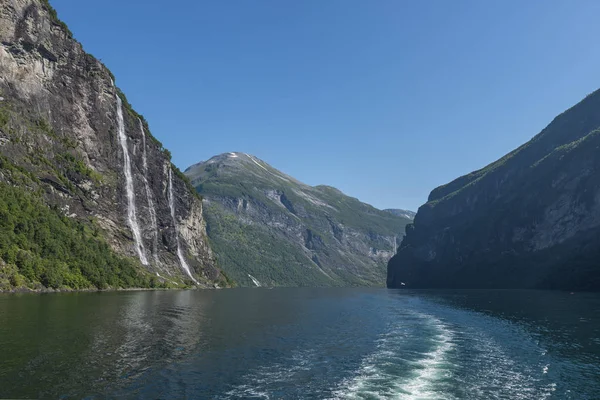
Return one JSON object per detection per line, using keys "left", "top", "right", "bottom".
{"left": 139, "top": 119, "right": 160, "bottom": 266}
{"left": 168, "top": 167, "right": 198, "bottom": 284}
{"left": 116, "top": 95, "right": 148, "bottom": 265}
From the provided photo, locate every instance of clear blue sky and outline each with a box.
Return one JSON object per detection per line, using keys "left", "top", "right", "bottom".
{"left": 51, "top": 0, "right": 600, "bottom": 211}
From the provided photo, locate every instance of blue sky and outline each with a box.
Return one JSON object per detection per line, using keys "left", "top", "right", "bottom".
{"left": 51, "top": 0, "right": 600, "bottom": 211}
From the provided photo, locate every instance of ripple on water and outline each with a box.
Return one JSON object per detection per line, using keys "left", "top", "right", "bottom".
{"left": 221, "top": 349, "right": 317, "bottom": 399}
{"left": 423, "top": 303, "right": 558, "bottom": 400}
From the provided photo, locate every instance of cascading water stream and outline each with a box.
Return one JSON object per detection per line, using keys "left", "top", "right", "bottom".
{"left": 248, "top": 274, "right": 262, "bottom": 287}
{"left": 139, "top": 119, "right": 160, "bottom": 266}
{"left": 168, "top": 167, "right": 198, "bottom": 284}
{"left": 116, "top": 95, "right": 148, "bottom": 265}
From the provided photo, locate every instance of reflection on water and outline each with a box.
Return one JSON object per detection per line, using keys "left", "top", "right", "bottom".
{"left": 0, "top": 291, "right": 212, "bottom": 398}
{"left": 0, "top": 288, "right": 599, "bottom": 399}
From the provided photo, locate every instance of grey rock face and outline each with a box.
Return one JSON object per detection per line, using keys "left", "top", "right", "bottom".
{"left": 0, "top": 0, "right": 224, "bottom": 286}
{"left": 388, "top": 89, "right": 600, "bottom": 291}
{"left": 185, "top": 152, "right": 412, "bottom": 287}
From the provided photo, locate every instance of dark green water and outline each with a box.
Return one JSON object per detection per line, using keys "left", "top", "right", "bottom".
{"left": 0, "top": 289, "right": 599, "bottom": 399}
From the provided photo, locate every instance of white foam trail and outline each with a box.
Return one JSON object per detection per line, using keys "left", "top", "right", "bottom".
{"left": 248, "top": 274, "right": 261, "bottom": 287}
{"left": 139, "top": 119, "right": 160, "bottom": 266}
{"left": 168, "top": 166, "right": 198, "bottom": 284}
{"left": 401, "top": 317, "right": 455, "bottom": 399}
{"left": 332, "top": 312, "right": 456, "bottom": 400}
{"left": 116, "top": 95, "right": 148, "bottom": 265}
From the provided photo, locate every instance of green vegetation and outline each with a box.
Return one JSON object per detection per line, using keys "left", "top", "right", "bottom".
{"left": 56, "top": 152, "right": 103, "bottom": 183}
{"left": 172, "top": 163, "right": 202, "bottom": 201}
{"left": 0, "top": 155, "right": 39, "bottom": 185}
{"left": 205, "top": 203, "right": 336, "bottom": 287}
{"left": 0, "top": 181, "right": 167, "bottom": 291}
{"left": 0, "top": 107, "right": 10, "bottom": 129}
{"left": 0, "top": 103, "right": 17, "bottom": 139}
{"left": 1, "top": 99, "right": 103, "bottom": 192}
{"left": 532, "top": 129, "right": 600, "bottom": 168}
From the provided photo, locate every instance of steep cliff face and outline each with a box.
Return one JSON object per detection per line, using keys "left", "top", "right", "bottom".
{"left": 185, "top": 153, "right": 412, "bottom": 287}
{"left": 388, "top": 89, "right": 600, "bottom": 291}
{"left": 0, "top": 0, "right": 226, "bottom": 289}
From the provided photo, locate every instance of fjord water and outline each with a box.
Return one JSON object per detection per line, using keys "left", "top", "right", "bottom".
{"left": 0, "top": 289, "right": 599, "bottom": 399}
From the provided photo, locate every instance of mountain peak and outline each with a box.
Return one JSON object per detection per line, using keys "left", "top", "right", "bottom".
{"left": 186, "top": 152, "right": 303, "bottom": 188}
{"left": 186, "top": 152, "right": 264, "bottom": 169}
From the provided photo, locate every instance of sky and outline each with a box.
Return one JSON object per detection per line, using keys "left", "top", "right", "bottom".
{"left": 51, "top": 0, "right": 600, "bottom": 211}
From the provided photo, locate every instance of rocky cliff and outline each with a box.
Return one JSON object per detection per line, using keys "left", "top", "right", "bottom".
{"left": 0, "top": 0, "right": 227, "bottom": 289}
{"left": 388, "top": 89, "right": 600, "bottom": 291}
{"left": 185, "top": 153, "right": 412, "bottom": 287}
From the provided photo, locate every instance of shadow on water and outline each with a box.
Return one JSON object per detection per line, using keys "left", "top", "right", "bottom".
{"left": 405, "top": 289, "right": 600, "bottom": 361}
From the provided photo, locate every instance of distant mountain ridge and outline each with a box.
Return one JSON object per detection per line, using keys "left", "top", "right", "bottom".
{"left": 186, "top": 152, "right": 413, "bottom": 287}
{"left": 388, "top": 89, "right": 600, "bottom": 291}
{"left": 385, "top": 209, "right": 416, "bottom": 220}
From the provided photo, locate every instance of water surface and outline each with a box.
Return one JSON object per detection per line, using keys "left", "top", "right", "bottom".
{"left": 1, "top": 288, "right": 599, "bottom": 399}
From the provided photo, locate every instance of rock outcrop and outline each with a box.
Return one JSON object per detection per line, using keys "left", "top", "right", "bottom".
{"left": 388, "top": 89, "right": 600, "bottom": 291}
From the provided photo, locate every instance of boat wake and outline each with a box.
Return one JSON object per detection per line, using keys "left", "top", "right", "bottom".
{"left": 331, "top": 311, "right": 456, "bottom": 400}
{"left": 141, "top": 293, "right": 562, "bottom": 400}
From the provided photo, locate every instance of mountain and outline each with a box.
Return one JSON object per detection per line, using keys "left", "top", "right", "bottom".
{"left": 185, "top": 153, "right": 412, "bottom": 287}
{"left": 0, "top": 0, "right": 228, "bottom": 290}
{"left": 384, "top": 209, "right": 416, "bottom": 220}
{"left": 388, "top": 89, "right": 600, "bottom": 291}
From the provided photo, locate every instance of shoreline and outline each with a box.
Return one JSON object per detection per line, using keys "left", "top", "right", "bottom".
{"left": 0, "top": 285, "right": 221, "bottom": 295}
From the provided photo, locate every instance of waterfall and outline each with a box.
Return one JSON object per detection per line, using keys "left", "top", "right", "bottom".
{"left": 139, "top": 119, "right": 160, "bottom": 266}
{"left": 116, "top": 95, "right": 148, "bottom": 265}
{"left": 168, "top": 166, "right": 198, "bottom": 284}
{"left": 248, "top": 274, "right": 262, "bottom": 287}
